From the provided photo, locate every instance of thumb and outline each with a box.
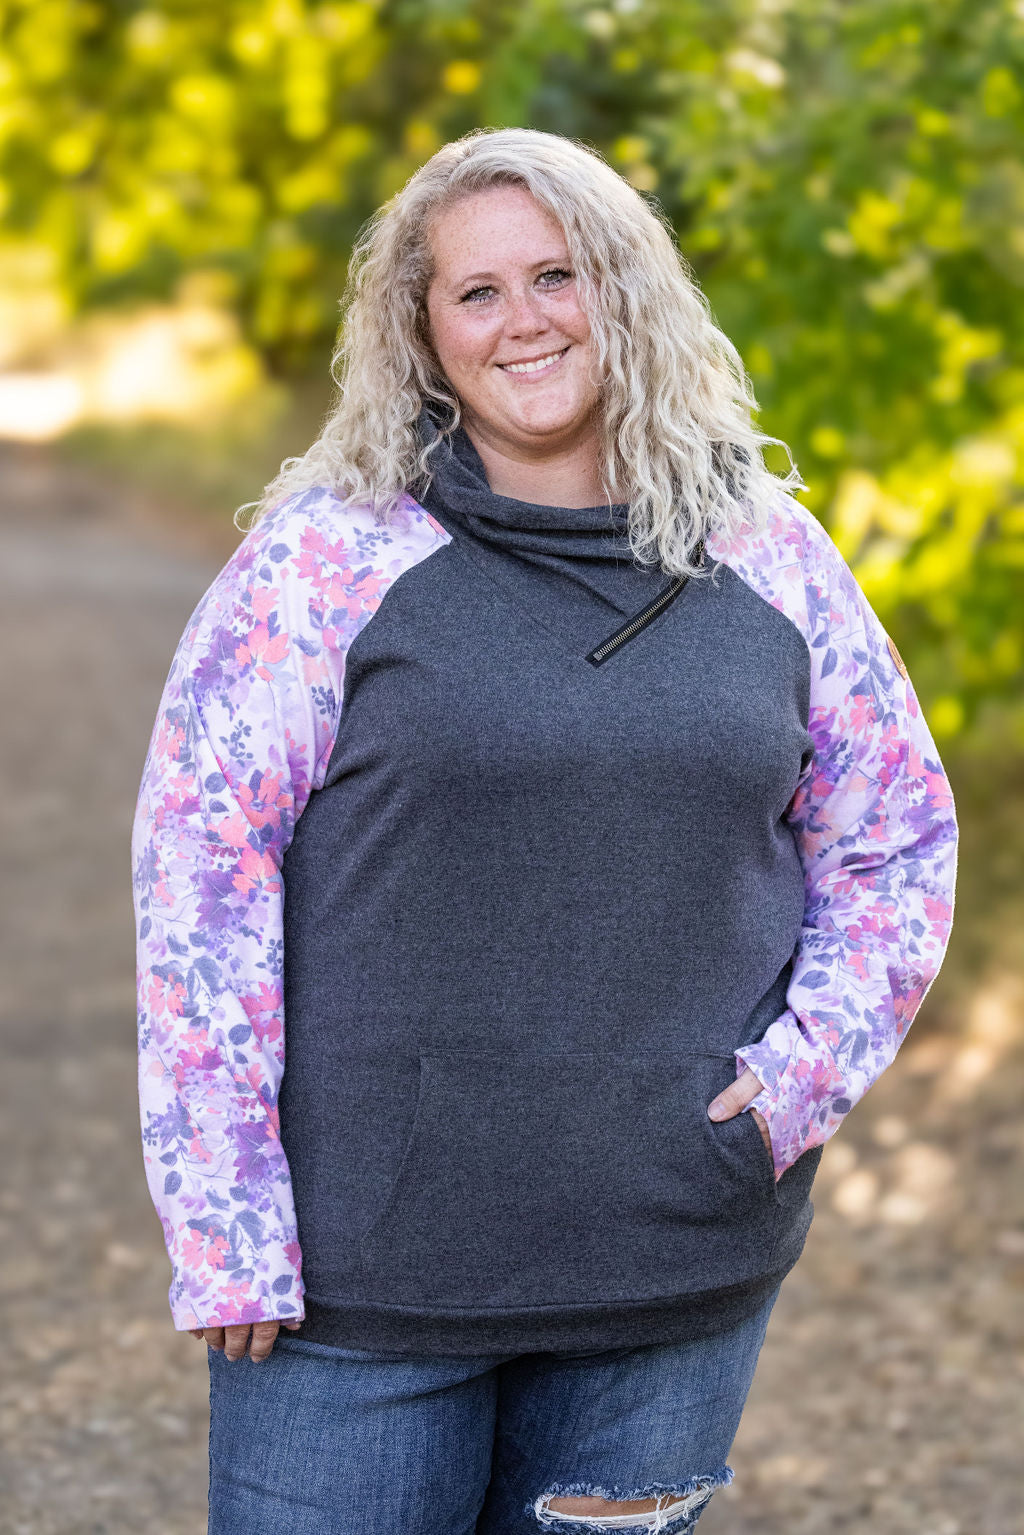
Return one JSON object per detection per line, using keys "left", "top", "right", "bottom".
{"left": 707, "top": 1067, "right": 763, "bottom": 1122}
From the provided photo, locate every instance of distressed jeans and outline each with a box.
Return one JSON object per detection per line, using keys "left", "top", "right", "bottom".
{"left": 207, "top": 1280, "right": 783, "bottom": 1535}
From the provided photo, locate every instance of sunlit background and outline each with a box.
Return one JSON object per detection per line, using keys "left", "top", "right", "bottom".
{"left": 1, "top": 3, "right": 1021, "bottom": 1533}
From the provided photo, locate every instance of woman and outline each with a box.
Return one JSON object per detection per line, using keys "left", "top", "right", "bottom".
{"left": 132, "top": 128, "right": 958, "bottom": 1533}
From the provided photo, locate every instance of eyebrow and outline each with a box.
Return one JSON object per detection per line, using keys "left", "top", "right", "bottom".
{"left": 450, "top": 256, "right": 572, "bottom": 289}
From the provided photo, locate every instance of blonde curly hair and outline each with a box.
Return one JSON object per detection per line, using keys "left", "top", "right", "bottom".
{"left": 237, "top": 126, "right": 804, "bottom": 578}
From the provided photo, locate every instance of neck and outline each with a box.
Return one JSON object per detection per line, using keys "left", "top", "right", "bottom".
{"left": 461, "top": 413, "right": 607, "bottom": 509}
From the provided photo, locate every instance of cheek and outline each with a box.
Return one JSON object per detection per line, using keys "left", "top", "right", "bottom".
{"left": 568, "top": 306, "right": 593, "bottom": 346}
{"left": 431, "top": 314, "right": 494, "bottom": 380}
{"left": 547, "top": 291, "right": 591, "bottom": 343}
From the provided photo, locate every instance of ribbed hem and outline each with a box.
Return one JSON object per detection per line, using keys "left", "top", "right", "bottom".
{"left": 292, "top": 1269, "right": 792, "bottom": 1357}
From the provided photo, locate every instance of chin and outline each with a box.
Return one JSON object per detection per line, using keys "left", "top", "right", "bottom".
{"left": 506, "top": 398, "right": 594, "bottom": 439}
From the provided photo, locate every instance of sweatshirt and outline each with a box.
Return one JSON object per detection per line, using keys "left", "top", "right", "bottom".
{"left": 131, "top": 411, "right": 958, "bottom": 1354}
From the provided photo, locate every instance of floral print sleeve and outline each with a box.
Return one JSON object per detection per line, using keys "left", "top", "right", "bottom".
{"left": 132, "top": 487, "right": 449, "bottom": 1330}
{"left": 715, "top": 495, "right": 958, "bottom": 1182}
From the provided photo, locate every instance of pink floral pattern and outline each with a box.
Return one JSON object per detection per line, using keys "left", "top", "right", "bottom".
{"left": 132, "top": 488, "right": 450, "bottom": 1329}
{"left": 708, "top": 495, "right": 958, "bottom": 1180}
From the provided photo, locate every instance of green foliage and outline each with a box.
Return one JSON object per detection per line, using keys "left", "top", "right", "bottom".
{"left": 1, "top": 0, "right": 1022, "bottom": 732}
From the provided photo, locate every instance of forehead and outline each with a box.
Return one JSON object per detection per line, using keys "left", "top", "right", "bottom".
{"left": 427, "top": 185, "right": 568, "bottom": 280}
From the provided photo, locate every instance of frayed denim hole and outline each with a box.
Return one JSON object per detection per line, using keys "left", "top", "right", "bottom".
{"left": 530, "top": 1466, "right": 732, "bottom": 1532}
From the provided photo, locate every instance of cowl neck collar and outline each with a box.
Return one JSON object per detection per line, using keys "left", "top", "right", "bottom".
{"left": 414, "top": 405, "right": 635, "bottom": 562}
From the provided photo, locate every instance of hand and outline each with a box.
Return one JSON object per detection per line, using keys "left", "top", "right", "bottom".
{"left": 707, "top": 1067, "right": 773, "bottom": 1158}
{"left": 188, "top": 1318, "right": 302, "bottom": 1363}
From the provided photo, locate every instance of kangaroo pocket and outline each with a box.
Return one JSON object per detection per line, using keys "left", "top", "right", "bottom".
{"left": 354, "top": 1050, "right": 782, "bottom": 1309}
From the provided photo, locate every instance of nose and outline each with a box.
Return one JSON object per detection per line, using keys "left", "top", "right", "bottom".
{"left": 503, "top": 284, "right": 550, "bottom": 339}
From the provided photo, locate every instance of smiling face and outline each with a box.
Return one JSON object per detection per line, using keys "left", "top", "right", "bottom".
{"left": 424, "top": 184, "right": 603, "bottom": 474}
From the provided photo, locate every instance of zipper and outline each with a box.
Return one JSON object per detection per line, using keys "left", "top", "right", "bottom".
{"left": 585, "top": 542, "right": 704, "bottom": 667}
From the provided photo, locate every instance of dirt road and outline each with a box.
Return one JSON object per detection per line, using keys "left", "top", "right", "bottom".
{"left": 1, "top": 443, "right": 1020, "bottom": 1534}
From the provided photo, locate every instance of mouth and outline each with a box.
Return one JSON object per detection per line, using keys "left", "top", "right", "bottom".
{"left": 497, "top": 346, "right": 570, "bottom": 377}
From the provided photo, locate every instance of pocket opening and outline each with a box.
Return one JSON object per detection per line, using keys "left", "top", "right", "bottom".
{"left": 356, "top": 1055, "right": 428, "bottom": 1256}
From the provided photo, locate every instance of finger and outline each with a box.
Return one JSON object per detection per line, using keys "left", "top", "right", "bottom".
{"left": 248, "top": 1321, "right": 281, "bottom": 1363}
{"left": 750, "top": 1107, "right": 773, "bottom": 1154}
{"left": 283, "top": 1321, "right": 302, "bottom": 1330}
{"left": 202, "top": 1326, "right": 226, "bottom": 1351}
{"left": 707, "top": 1067, "right": 764, "bottom": 1121}
{"left": 222, "top": 1324, "right": 252, "bottom": 1363}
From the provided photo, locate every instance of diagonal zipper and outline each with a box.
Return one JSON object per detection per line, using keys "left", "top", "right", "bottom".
{"left": 585, "top": 542, "right": 704, "bottom": 667}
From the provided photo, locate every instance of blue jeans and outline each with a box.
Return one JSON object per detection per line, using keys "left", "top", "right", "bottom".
{"left": 207, "top": 1283, "right": 782, "bottom": 1534}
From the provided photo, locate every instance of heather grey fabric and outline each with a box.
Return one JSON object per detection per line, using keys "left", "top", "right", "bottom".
{"left": 279, "top": 410, "right": 822, "bottom": 1355}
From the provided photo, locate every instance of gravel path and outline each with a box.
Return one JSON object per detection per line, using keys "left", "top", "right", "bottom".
{"left": 1, "top": 444, "right": 1020, "bottom": 1535}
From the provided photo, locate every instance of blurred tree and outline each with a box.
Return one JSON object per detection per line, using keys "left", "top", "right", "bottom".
{"left": 0, "top": 0, "right": 1021, "bottom": 731}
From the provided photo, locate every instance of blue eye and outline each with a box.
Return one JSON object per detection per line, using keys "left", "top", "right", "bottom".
{"left": 538, "top": 267, "right": 572, "bottom": 286}
{"left": 460, "top": 286, "right": 494, "bottom": 304}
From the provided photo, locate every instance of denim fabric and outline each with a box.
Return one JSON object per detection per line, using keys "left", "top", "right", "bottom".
{"left": 207, "top": 1278, "right": 781, "bottom": 1534}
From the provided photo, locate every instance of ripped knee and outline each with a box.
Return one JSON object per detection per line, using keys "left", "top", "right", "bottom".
{"left": 533, "top": 1473, "right": 728, "bottom": 1530}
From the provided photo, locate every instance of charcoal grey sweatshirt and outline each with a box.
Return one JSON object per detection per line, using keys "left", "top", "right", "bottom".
{"left": 133, "top": 409, "right": 958, "bottom": 1350}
